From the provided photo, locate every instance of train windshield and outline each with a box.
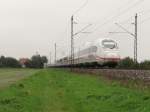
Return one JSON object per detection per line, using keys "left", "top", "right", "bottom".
{"left": 102, "top": 40, "right": 117, "bottom": 49}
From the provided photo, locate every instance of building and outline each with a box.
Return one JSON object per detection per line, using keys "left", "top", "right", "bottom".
{"left": 19, "top": 58, "right": 29, "bottom": 68}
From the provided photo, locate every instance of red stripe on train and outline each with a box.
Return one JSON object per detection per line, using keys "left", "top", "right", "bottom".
{"left": 96, "top": 56, "right": 121, "bottom": 60}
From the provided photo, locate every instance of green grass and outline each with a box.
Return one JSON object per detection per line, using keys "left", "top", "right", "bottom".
{"left": 0, "top": 69, "right": 150, "bottom": 112}
{"left": 0, "top": 68, "right": 39, "bottom": 88}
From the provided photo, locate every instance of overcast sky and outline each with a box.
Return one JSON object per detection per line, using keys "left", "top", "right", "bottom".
{"left": 0, "top": 0, "right": 150, "bottom": 62}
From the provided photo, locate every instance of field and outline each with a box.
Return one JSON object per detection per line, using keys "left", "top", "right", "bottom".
{"left": 0, "top": 69, "right": 150, "bottom": 112}
{"left": 0, "top": 69, "right": 39, "bottom": 89}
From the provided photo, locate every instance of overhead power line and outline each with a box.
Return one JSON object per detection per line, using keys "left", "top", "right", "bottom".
{"left": 93, "top": 0, "right": 136, "bottom": 25}
{"left": 141, "top": 16, "right": 150, "bottom": 24}
{"left": 138, "top": 9, "right": 150, "bottom": 15}
{"left": 110, "top": 16, "right": 134, "bottom": 35}
{"left": 119, "top": 16, "right": 134, "bottom": 24}
{"left": 138, "top": 9, "right": 150, "bottom": 24}
{"left": 91, "top": 0, "right": 145, "bottom": 33}
{"left": 109, "top": 14, "right": 138, "bottom": 63}
{"left": 73, "top": 24, "right": 92, "bottom": 36}
{"left": 74, "top": 0, "right": 137, "bottom": 36}
{"left": 73, "top": 0, "right": 89, "bottom": 15}
{"left": 71, "top": 0, "right": 89, "bottom": 70}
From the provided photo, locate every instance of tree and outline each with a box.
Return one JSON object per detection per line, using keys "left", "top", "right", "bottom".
{"left": 117, "top": 57, "right": 137, "bottom": 69}
{"left": 5, "top": 57, "right": 21, "bottom": 68}
{"left": 41, "top": 56, "right": 48, "bottom": 64}
{"left": 140, "top": 60, "right": 150, "bottom": 70}
{"left": 0, "top": 56, "right": 5, "bottom": 67}
{"left": 25, "top": 55, "right": 48, "bottom": 68}
{"left": 31, "top": 55, "right": 42, "bottom": 68}
{"left": 0, "top": 56, "right": 21, "bottom": 68}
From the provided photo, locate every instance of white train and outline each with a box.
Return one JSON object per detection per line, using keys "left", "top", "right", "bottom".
{"left": 56, "top": 38, "right": 120, "bottom": 67}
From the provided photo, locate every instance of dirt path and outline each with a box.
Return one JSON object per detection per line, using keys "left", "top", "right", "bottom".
{"left": 0, "top": 69, "right": 38, "bottom": 88}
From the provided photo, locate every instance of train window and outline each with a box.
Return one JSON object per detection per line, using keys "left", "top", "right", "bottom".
{"left": 102, "top": 40, "right": 116, "bottom": 49}
{"left": 78, "top": 46, "right": 97, "bottom": 56}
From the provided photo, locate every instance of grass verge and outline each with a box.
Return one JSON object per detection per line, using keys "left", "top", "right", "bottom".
{"left": 0, "top": 69, "right": 150, "bottom": 112}
{"left": 0, "top": 68, "right": 39, "bottom": 89}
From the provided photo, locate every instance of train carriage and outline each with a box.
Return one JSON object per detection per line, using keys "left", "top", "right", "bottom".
{"left": 56, "top": 38, "right": 120, "bottom": 67}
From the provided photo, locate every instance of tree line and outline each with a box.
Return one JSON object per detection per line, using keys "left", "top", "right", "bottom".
{"left": 1, "top": 55, "right": 150, "bottom": 70}
{"left": 0, "top": 56, "right": 21, "bottom": 68}
{"left": 117, "top": 57, "right": 150, "bottom": 70}
{"left": 24, "top": 55, "right": 48, "bottom": 68}
{"left": 0, "top": 55, "right": 48, "bottom": 68}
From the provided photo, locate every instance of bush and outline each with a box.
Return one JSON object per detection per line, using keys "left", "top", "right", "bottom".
{"left": 117, "top": 57, "right": 137, "bottom": 69}
{"left": 0, "top": 56, "right": 21, "bottom": 68}
{"left": 25, "top": 55, "right": 48, "bottom": 68}
{"left": 117, "top": 57, "right": 150, "bottom": 70}
{"left": 139, "top": 60, "right": 150, "bottom": 70}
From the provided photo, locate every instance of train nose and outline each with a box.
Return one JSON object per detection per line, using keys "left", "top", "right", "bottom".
{"left": 106, "top": 53, "right": 118, "bottom": 58}
{"left": 104, "top": 53, "right": 120, "bottom": 60}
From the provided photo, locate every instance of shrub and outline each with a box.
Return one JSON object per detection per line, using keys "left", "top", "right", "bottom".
{"left": 0, "top": 56, "right": 21, "bottom": 68}
{"left": 139, "top": 60, "right": 150, "bottom": 70}
{"left": 117, "top": 57, "right": 137, "bottom": 69}
{"left": 25, "top": 55, "right": 48, "bottom": 68}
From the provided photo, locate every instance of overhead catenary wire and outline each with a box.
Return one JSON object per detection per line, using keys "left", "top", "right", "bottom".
{"left": 138, "top": 9, "right": 150, "bottom": 15}
{"left": 75, "top": 0, "right": 137, "bottom": 33}
{"left": 138, "top": 8, "right": 150, "bottom": 24}
{"left": 110, "top": 16, "right": 135, "bottom": 33}
{"left": 71, "top": 0, "right": 89, "bottom": 69}
{"left": 73, "top": 0, "right": 89, "bottom": 15}
{"left": 141, "top": 16, "right": 150, "bottom": 24}
{"left": 79, "top": 0, "right": 143, "bottom": 40}
{"left": 74, "top": 0, "right": 134, "bottom": 32}
{"left": 91, "top": 0, "right": 145, "bottom": 33}
{"left": 92, "top": 0, "right": 137, "bottom": 25}
{"left": 119, "top": 16, "right": 134, "bottom": 24}
{"left": 72, "top": 0, "right": 142, "bottom": 38}
{"left": 57, "top": 0, "right": 89, "bottom": 46}
{"left": 117, "top": 0, "right": 137, "bottom": 11}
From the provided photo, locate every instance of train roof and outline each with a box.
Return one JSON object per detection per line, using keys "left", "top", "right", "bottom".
{"left": 95, "top": 38, "right": 115, "bottom": 42}
{"left": 93, "top": 38, "right": 117, "bottom": 44}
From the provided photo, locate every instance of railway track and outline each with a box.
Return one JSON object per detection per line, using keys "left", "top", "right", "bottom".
{"left": 71, "top": 68, "right": 150, "bottom": 86}
{"left": 48, "top": 64, "right": 150, "bottom": 85}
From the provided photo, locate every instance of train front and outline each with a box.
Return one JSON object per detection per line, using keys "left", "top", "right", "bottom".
{"left": 97, "top": 39, "right": 120, "bottom": 67}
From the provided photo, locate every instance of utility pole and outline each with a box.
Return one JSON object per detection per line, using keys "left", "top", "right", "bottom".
{"left": 71, "top": 15, "right": 74, "bottom": 69}
{"left": 109, "top": 13, "right": 138, "bottom": 63}
{"left": 70, "top": 0, "right": 89, "bottom": 70}
{"left": 78, "top": 47, "right": 80, "bottom": 64}
{"left": 134, "top": 13, "right": 138, "bottom": 64}
{"left": 55, "top": 43, "right": 57, "bottom": 64}
{"left": 49, "top": 52, "right": 51, "bottom": 65}
{"left": 70, "top": 15, "right": 91, "bottom": 70}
